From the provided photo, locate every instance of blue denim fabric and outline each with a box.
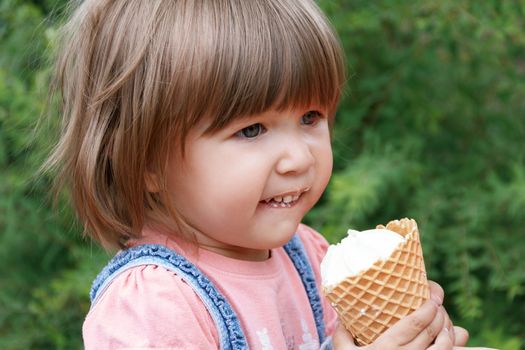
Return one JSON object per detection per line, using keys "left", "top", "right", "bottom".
{"left": 90, "top": 234, "right": 327, "bottom": 349}
{"left": 90, "top": 244, "right": 246, "bottom": 349}
{"left": 283, "top": 235, "right": 327, "bottom": 345}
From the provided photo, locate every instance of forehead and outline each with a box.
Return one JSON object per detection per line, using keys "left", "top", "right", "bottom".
{"left": 164, "top": 0, "right": 345, "bottom": 133}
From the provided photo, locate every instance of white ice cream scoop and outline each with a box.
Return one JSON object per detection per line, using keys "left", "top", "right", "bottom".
{"left": 321, "top": 228, "right": 405, "bottom": 287}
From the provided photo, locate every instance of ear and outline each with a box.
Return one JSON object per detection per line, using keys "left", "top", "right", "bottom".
{"left": 144, "top": 171, "right": 160, "bottom": 193}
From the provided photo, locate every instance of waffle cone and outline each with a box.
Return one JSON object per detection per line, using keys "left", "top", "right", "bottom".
{"left": 323, "top": 218, "right": 430, "bottom": 346}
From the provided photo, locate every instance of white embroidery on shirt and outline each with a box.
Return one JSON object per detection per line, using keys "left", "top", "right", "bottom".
{"left": 298, "top": 318, "right": 318, "bottom": 350}
{"left": 256, "top": 328, "right": 274, "bottom": 350}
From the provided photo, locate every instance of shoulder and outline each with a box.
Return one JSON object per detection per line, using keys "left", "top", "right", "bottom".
{"left": 83, "top": 263, "right": 219, "bottom": 349}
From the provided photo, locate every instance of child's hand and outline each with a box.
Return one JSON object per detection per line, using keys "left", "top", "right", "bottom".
{"left": 427, "top": 281, "right": 466, "bottom": 346}
{"left": 332, "top": 281, "right": 494, "bottom": 350}
{"left": 333, "top": 295, "right": 450, "bottom": 349}
{"left": 333, "top": 322, "right": 496, "bottom": 350}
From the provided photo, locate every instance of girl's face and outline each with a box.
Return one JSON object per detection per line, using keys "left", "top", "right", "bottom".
{"left": 166, "top": 107, "right": 333, "bottom": 261}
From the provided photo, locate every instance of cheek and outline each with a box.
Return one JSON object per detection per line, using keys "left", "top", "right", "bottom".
{"left": 318, "top": 153, "right": 333, "bottom": 195}
{"left": 324, "top": 144, "right": 334, "bottom": 175}
{"left": 314, "top": 134, "right": 333, "bottom": 184}
{"left": 191, "top": 169, "right": 265, "bottom": 236}
{"left": 191, "top": 154, "right": 266, "bottom": 208}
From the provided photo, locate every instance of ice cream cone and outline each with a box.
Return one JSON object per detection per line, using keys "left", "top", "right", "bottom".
{"left": 323, "top": 218, "right": 430, "bottom": 346}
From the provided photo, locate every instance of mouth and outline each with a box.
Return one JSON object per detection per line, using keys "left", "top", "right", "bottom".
{"left": 260, "top": 188, "right": 310, "bottom": 208}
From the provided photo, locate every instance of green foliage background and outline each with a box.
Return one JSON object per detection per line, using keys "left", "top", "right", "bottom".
{"left": 1, "top": 0, "right": 524, "bottom": 348}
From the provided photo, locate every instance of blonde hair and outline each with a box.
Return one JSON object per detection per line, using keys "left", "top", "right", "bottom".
{"left": 46, "top": 0, "right": 345, "bottom": 250}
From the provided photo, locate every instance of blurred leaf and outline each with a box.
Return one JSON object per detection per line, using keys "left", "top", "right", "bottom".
{"left": 2, "top": 0, "right": 525, "bottom": 348}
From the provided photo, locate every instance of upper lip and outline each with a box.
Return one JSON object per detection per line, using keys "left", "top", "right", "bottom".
{"left": 261, "top": 187, "right": 310, "bottom": 203}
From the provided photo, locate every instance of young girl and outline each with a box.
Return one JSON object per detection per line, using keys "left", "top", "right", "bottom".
{"left": 48, "top": 0, "right": 475, "bottom": 349}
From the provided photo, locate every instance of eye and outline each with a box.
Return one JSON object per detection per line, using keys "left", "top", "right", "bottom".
{"left": 301, "top": 111, "right": 323, "bottom": 125}
{"left": 235, "top": 123, "right": 266, "bottom": 139}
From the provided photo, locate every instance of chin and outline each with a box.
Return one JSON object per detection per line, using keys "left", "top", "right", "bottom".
{"left": 271, "top": 226, "right": 301, "bottom": 248}
{"left": 247, "top": 230, "right": 295, "bottom": 251}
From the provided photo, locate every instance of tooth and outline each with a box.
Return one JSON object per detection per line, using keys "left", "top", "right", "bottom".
{"left": 274, "top": 196, "right": 282, "bottom": 202}
{"left": 283, "top": 195, "right": 293, "bottom": 203}
{"left": 265, "top": 198, "right": 271, "bottom": 203}
{"left": 292, "top": 195, "right": 299, "bottom": 201}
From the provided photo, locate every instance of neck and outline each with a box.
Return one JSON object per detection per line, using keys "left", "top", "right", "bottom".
{"left": 199, "top": 243, "right": 271, "bottom": 261}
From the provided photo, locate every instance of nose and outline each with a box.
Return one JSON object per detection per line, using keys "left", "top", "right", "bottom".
{"left": 275, "top": 134, "right": 315, "bottom": 175}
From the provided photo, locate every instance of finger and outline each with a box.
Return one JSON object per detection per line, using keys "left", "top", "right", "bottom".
{"left": 428, "top": 280, "right": 444, "bottom": 305}
{"left": 453, "top": 326, "right": 469, "bottom": 346}
{"left": 440, "top": 306, "right": 455, "bottom": 344}
{"left": 429, "top": 281, "right": 455, "bottom": 344}
{"left": 409, "top": 301, "right": 445, "bottom": 349}
{"left": 332, "top": 322, "right": 359, "bottom": 349}
{"left": 453, "top": 347, "right": 498, "bottom": 350}
{"left": 384, "top": 299, "right": 439, "bottom": 345}
{"left": 427, "top": 328, "right": 453, "bottom": 350}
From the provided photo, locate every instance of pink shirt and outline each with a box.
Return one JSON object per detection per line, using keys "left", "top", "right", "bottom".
{"left": 83, "top": 224, "right": 337, "bottom": 349}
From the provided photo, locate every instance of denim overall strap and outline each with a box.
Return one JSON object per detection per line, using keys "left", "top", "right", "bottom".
{"left": 283, "top": 234, "right": 328, "bottom": 346}
{"left": 90, "top": 244, "right": 247, "bottom": 350}
{"left": 90, "top": 234, "right": 329, "bottom": 349}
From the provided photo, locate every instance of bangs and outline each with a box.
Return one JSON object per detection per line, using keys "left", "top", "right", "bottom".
{"left": 162, "top": 0, "right": 345, "bottom": 134}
